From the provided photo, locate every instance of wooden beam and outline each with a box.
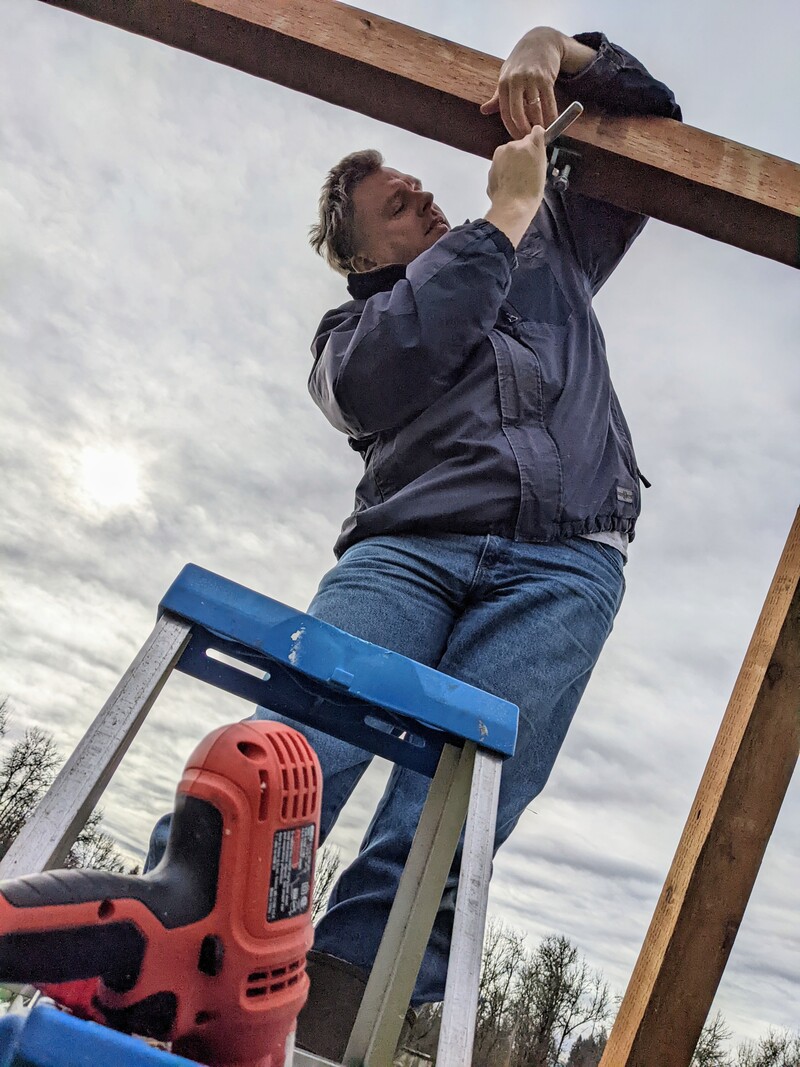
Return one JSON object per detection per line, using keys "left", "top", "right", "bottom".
{"left": 39, "top": 0, "right": 799, "bottom": 268}
{"left": 601, "top": 510, "right": 800, "bottom": 1067}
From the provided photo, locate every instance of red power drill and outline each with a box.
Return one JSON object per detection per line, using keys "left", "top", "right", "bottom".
{"left": 0, "top": 719, "right": 321, "bottom": 1067}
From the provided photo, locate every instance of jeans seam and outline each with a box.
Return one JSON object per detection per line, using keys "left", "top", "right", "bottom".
{"left": 465, "top": 535, "right": 493, "bottom": 599}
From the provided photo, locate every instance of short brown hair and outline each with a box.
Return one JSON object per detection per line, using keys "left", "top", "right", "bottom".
{"left": 309, "top": 149, "right": 383, "bottom": 276}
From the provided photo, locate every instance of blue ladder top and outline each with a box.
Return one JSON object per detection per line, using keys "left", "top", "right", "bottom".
{"left": 159, "top": 564, "right": 518, "bottom": 777}
{"left": 0, "top": 1003, "right": 199, "bottom": 1067}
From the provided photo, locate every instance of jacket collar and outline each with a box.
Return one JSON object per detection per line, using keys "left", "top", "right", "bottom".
{"left": 347, "top": 263, "right": 407, "bottom": 300}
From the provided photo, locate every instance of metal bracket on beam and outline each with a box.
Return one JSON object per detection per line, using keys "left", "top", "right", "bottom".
{"left": 548, "top": 145, "right": 581, "bottom": 193}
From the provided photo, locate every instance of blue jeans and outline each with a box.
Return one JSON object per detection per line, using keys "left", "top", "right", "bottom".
{"left": 145, "top": 533, "right": 624, "bottom": 1003}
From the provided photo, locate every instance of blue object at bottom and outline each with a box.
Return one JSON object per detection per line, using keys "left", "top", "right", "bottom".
{"left": 0, "top": 1004, "right": 199, "bottom": 1067}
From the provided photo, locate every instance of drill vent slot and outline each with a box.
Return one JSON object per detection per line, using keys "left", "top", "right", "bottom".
{"left": 265, "top": 731, "right": 320, "bottom": 820}
{"left": 258, "top": 770, "right": 269, "bottom": 821}
{"left": 270, "top": 974, "right": 300, "bottom": 993}
{"left": 245, "top": 958, "right": 304, "bottom": 999}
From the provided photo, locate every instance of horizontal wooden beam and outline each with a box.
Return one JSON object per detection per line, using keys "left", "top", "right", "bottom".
{"left": 601, "top": 509, "right": 800, "bottom": 1067}
{"left": 39, "top": 0, "right": 799, "bottom": 268}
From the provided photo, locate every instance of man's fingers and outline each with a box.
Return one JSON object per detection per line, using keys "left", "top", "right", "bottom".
{"left": 540, "top": 84, "right": 559, "bottom": 129}
{"left": 484, "top": 70, "right": 559, "bottom": 141}
{"left": 480, "top": 91, "right": 500, "bottom": 115}
{"left": 530, "top": 124, "right": 546, "bottom": 147}
{"left": 498, "top": 85, "right": 521, "bottom": 140}
{"left": 508, "top": 81, "right": 533, "bottom": 138}
{"left": 522, "top": 125, "right": 546, "bottom": 152}
{"left": 524, "top": 91, "right": 544, "bottom": 132}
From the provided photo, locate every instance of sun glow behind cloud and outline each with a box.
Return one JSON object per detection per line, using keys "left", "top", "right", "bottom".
{"left": 78, "top": 445, "right": 141, "bottom": 512}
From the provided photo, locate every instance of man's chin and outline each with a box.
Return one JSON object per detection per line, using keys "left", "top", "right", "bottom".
{"left": 405, "top": 224, "right": 450, "bottom": 264}
{"left": 426, "top": 221, "right": 450, "bottom": 245}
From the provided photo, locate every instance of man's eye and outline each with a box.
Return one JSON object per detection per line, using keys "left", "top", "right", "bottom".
{"left": 393, "top": 202, "right": 404, "bottom": 216}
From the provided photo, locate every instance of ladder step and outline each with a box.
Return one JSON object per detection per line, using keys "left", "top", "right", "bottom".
{"left": 161, "top": 564, "right": 517, "bottom": 772}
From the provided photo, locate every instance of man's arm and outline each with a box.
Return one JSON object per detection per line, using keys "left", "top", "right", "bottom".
{"left": 482, "top": 28, "right": 682, "bottom": 293}
{"left": 481, "top": 27, "right": 681, "bottom": 136}
{"left": 309, "top": 223, "right": 516, "bottom": 439}
{"left": 484, "top": 126, "right": 548, "bottom": 248}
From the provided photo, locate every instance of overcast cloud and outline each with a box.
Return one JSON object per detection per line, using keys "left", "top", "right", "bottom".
{"left": 1, "top": 0, "right": 798, "bottom": 1049}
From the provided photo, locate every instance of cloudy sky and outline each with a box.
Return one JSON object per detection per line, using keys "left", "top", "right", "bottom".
{"left": 1, "top": 0, "right": 798, "bottom": 1049}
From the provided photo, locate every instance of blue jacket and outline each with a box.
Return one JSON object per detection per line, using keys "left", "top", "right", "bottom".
{"left": 309, "top": 33, "right": 681, "bottom": 558}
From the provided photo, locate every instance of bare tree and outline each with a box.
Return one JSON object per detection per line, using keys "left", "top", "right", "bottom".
{"left": 692, "top": 1012, "right": 732, "bottom": 1067}
{"left": 736, "top": 1030, "right": 800, "bottom": 1067}
{"left": 402, "top": 924, "right": 612, "bottom": 1066}
{"left": 474, "top": 920, "right": 527, "bottom": 1065}
{"left": 403, "top": 1003, "right": 443, "bottom": 1059}
{"left": 312, "top": 843, "right": 342, "bottom": 923}
{"left": 65, "top": 810, "right": 129, "bottom": 873}
{"left": 0, "top": 699, "right": 61, "bottom": 859}
{"left": 0, "top": 699, "right": 131, "bottom": 873}
{"left": 510, "top": 935, "right": 610, "bottom": 1067}
{"left": 566, "top": 1029, "right": 608, "bottom": 1067}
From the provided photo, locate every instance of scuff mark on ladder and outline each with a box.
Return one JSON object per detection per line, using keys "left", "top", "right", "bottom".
{"left": 289, "top": 627, "right": 305, "bottom": 666}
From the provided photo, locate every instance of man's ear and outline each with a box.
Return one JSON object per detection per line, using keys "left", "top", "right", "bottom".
{"left": 351, "top": 252, "right": 378, "bottom": 273}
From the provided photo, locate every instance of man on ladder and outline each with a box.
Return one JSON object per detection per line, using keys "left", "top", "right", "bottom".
{"left": 148, "top": 25, "right": 680, "bottom": 1061}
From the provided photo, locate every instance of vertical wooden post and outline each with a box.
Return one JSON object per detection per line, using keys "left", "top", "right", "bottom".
{"left": 601, "top": 509, "right": 800, "bottom": 1067}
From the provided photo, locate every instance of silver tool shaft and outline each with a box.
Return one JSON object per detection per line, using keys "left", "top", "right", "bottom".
{"left": 544, "top": 101, "right": 583, "bottom": 145}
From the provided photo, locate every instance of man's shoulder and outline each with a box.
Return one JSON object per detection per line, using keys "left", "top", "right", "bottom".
{"left": 317, "top": 300, "right": 361, "bottom": 332}
{"left": 310, "top": 299, "right": 368, "bottom": 363}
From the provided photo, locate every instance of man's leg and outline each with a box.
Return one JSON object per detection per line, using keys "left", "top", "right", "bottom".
{"left": 256, "top": 533, "right": 472, "bottom": 839}
{"left": 315, "top": 536, "right": 625, "bottom": 1004}
{"left": 262, "top": 534, "right": 481, "bottom": 1056}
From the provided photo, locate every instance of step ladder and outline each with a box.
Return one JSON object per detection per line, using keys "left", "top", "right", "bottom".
{"left": 0, "top": 564, "right": 518, "bottom": 1067}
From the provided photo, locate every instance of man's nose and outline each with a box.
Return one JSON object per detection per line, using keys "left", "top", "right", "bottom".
{"left": 416, "top": 191, "right": 434, "bottom": 215}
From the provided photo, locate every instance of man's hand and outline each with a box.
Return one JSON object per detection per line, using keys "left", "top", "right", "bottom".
{"left": 480, "top": 27, "right": 596, "bottom": 139}
{"left": 484, "top": 126, "right": 547, "bottom": 248}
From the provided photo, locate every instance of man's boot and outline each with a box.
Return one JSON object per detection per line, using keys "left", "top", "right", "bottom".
{"left": 296, "top": 950, "right": 415, "bottom": 1060}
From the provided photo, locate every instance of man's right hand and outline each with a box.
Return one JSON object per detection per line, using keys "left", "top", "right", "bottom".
{"left": 484, "top": 127, "right": 547, "bottom": 248}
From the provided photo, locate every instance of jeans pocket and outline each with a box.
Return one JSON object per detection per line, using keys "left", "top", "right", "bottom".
{"left": 588, "top": 539, "right": 626, "bottom": 574}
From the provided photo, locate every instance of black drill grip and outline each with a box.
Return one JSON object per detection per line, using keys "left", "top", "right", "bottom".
{"left": 0, "top": 922, "right": 146, "bottom": 991}
{"left": 0, "top": 795, "right": 223, "bottom": 988}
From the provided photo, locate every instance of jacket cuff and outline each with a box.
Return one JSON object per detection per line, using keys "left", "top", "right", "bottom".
{"left": 557, "top": 32, "right": 621, "bottom": 92}
{"left": 556, "top": 32, "right": 682, "bottom": 120}
{"left": 470, "top": 219, "right": 518, "bottom": 266}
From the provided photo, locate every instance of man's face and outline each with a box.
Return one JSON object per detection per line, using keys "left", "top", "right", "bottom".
{"left": 350, "top": 167, "right": 450, "bottom": 272}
